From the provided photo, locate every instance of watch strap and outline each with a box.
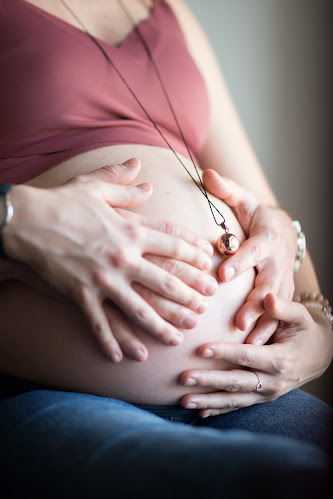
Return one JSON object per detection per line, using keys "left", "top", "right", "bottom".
{"left": 0, "top": 184, "right": 14, "bottom": 259}
{"left": 292, "top": 220, "right": 306, "bottom": 272}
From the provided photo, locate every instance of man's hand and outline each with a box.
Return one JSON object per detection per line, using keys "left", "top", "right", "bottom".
{"left": 203, "top": 169, "right": 296, "bottom": 345}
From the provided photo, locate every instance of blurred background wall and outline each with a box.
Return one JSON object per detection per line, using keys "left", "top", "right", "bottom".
{"left": 185, "top": 0, "right": 332, "bottom": 403}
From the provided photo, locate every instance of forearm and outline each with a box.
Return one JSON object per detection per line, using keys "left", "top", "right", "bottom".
{"left": 294, "top": 252, "right": 321, "bottom": 297}
{"left": 294, "top": 251, "right": 332, "bottom": 362}
{"left": 293, "top": 249, "right": 333, "bottom": 373}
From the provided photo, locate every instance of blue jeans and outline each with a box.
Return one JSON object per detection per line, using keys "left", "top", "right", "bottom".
{"left": 0, "top": 386, "right": 331, "bottom": 498}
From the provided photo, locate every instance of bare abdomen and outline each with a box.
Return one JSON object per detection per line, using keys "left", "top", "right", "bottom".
{"left": 0, "top": 144, "right": 255, "bottom": 404}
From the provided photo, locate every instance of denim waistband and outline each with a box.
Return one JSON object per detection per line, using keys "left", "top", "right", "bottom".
{"left": 0, "top": 374, "right": 199, "bottom": 423}
{"left": 134, "top": 403, "right": 199, "bottom": 423}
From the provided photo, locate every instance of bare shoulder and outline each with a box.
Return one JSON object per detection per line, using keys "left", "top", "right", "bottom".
{"left": 163, "top": 0, "right": 219, "bottom": 85}
{"left": 164, "top": 0, "right": 210, "bottom": 51}
{"left": 142, "top": 0, "right": 154, "bottom": 9}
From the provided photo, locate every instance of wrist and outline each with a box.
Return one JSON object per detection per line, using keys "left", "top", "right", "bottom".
{"left": 0, "top": 184, "right": 14, "bottom": 259}
{"left": 1, "top": 184, "right": 33, "bottom": 260}
{"left": 291, "top": 220, "right": 306, "bottom": 272}
{"left": 307, "top": 306, "right": 332, "bottom": 328}
{"left": 295, "top": 292, "right": 333, "bottom": 330}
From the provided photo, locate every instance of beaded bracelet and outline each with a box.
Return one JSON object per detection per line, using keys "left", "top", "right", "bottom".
{"left": 295, "top": 292, "right": 333, "bottom": 329}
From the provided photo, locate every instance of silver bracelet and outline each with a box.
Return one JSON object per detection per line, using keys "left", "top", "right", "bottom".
{"left": 0, "top": 184, "right": 14, "bottom": 259}
{"left": 292, "top": 220, "right": 306, "bottom": 272}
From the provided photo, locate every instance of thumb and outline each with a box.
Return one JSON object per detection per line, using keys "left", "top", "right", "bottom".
{"left": 202, "top": 169, "right": 257, "bottom": 213}
{"left": 263, "top": 293, "right": 305, "bottom": 326}
{"left": 101, "top": 182, "right": 153, "bottom": 208}
{"left": 202, "top": 169, "right": 230, "bottom": 200}
{"left": 76, "top": 158, "right": 142, "bottom": 185}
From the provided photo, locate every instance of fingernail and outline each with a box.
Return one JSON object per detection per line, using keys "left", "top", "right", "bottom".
{"left": 182, "top": 313, "right": 197, "bottom": 329}
{"left": 254, "top": 337, "right": 263, "bottom": 345}
{"left": 245, "top": 315, "right": 255, "bottom": 329}
{"left": 124, "top": 158, "right": 139, "bottom": 167}
{"left": 110, "top": 351, "right": 122, "bottom": 363}
{"left": 184, "top": 377, "right": 197, "bottom": 386}
{"left": 201, "top": 348, "right": 214, "bottom": 358}
{"left": 185, "top": 402, "right": 197, "bottom": 409}
{"left": 204, "top": 279, "right": 218, "bottom": 296}
{"left": 224, "top": 266, "right": 236, "bottom": 280}
{"left": 202, "top": 257, "right": 212, "bottom": 270}
{"left": 169, "top": 332, "right": 183, "bottom": 346}
{"left": 138, "top": 183, "right": 151, "bottom": 191}
{"left": 197, "top": 301, "right": 208, "bottom": 314}
{"left": 202, "top": 412, "right": 212, "bottom": 419}
{"left": 203, "top": 242, "right": 214, "bottom": 256}
{"left": 134, "top": 348, "right": 147, "bottom": 361}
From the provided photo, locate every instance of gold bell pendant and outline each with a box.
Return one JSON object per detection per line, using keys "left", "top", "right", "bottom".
{"left": 216, "top": 222, "right": 239, "bottom": 255}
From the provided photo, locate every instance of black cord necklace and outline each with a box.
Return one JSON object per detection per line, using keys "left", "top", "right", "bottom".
{"left": 58, "top": 0, "right": 239, "bottom": 255}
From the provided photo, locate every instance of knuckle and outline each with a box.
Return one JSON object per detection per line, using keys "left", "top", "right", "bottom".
{"left": 93, "top": 322, "right": 110, "bottom": 344}
{"left": 110, "top": 248, "right": 134, "bottom": 270}
{"left": 123, "top": 222, "right": 142, "bottom": 241}
{"left": 196, "top": 274, "right": 209, "bottom": 293}
{"left": 162, "top": 258, "right": 180, "bottom": 275}
{"left": 94, "top": 321, "right": 104, "bottom": 335}
{"left": 266, "top": 225, "right": 280, "bottom": 244}
{"left": 171, "top": 238, "right": 184, "bottom": 259}
{"left": 122, "top": 185, "right": 133, "bottom": 198}
{"left": 74, "top": 283, "right": 91, "bottom": 305}
{"left": 273, "top": 356, "right": 289, "bottom": 375}
{"left": 226, "top": 398, "right": 239, "bottom": 410}
{"left": 269, "top": 379, "right": 285, "bottom": 396}
{"left": 170, "top": 306, "right": 187, "bottom": 325}
{"left": 133, "top": 305, "right": 151, "bottom": 323}
{"left": 251, "top": 245, "right": 263, "bottom": 266}
{"left": 236, "top": 255, "right": 251, "bottom": 274}
{"left": 186, "top": 290, "right": 202, "bottom": 311}
{"left": 160, "top": 275, "right": 177, "bottom": 295}
{"left": 100, "top": 337, "right": 119, "bottom": 356}
{"left": 101, "top": 164, "right": 120, "bottom": 179}
{"left": 227, "top": 379, "right": 242, "bottom": 392}
{"left": 237, "top": 199, "right": 252, "bottom": 219}
{"left": 199, "top": 372, "right": 212, "bottom": 387}
{"left": 92, "top": 268, "right": 109, "bottom": 288}
{"left": 159, "top": 220, "right": 178, "bottom": 236}
{"left": 73, "top": 283, "right": 86, "bottom": 301}
{"left": 239, "top": 349, "right": 253, "bottom": 367}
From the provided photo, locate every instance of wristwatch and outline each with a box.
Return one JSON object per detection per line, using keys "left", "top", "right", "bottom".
{"left": 0, "top": 184, "right": 14, "bottom": 259}
{"left": 292, "top": 220, "right": 306, "bottom": 272}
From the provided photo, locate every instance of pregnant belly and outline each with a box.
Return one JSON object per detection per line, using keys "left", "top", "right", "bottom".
{"left": 0, "top": 144, "right": 255, "bottom": 404}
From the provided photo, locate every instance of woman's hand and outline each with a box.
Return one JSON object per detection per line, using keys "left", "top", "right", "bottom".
{"left": 101, "top": 249, "right": 218, "bottom": 362}
{"left": 180, "top": 293, "right": 333, "bottom": 417}
{"left": 203, "top": 169, "right": 297, "bottom": 345}
{"left": 2, "top": 159, "right": 216, "bottom": 362}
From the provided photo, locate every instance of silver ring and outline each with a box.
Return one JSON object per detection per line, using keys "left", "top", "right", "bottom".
{"left": 253, "top": 371, "right": 262, "bottom": 392}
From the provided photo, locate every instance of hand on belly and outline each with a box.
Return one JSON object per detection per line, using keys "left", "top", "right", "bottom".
{"left": 0, "top": 145, "right": 255, "bottom": 403}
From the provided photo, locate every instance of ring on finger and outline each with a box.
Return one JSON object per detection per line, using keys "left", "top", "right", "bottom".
{"left": 253, "top": 371, "right": 262, "bottom": 392}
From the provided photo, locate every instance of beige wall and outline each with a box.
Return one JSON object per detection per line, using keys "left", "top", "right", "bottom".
{"left": 186, "top": 0, "right": 333, "bottom": 403}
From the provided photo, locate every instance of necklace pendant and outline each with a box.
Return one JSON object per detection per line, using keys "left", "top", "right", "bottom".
{"left": 216, "top": 232, "right": 239, "bottom": 255}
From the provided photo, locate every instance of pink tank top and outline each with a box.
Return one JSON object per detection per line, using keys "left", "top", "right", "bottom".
{"left": 0, "top": 0, "right": 210, "bottom": 183}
